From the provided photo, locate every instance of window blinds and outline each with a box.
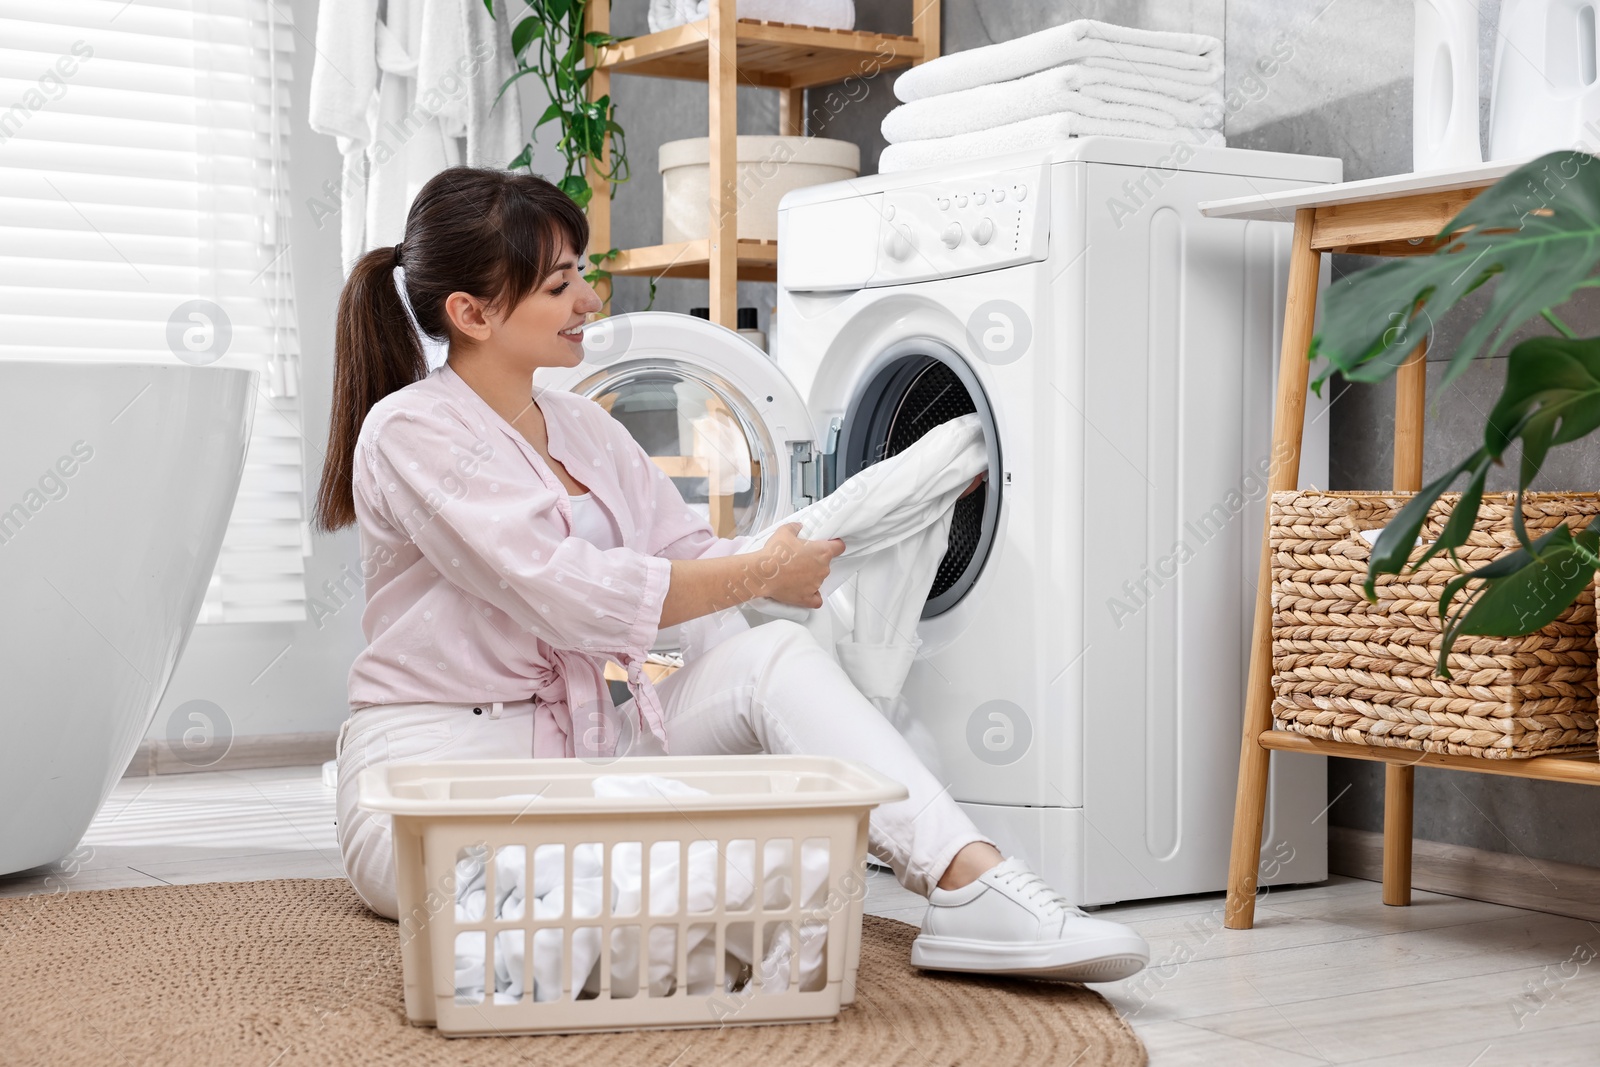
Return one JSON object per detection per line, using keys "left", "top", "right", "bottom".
{"left": 0, "top": 0, "right": 307, "bottom": 623}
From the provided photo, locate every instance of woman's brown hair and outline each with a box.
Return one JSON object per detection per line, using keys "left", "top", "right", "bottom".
{"left": 313, "top": 166, "right": 589, "bottom": 533}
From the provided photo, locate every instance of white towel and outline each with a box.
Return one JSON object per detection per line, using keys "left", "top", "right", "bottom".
{"left": 1079, "top": 54, "right": 1229, "bottom": 88}
{"left": 365, "top": 0, "right": 461, "bottom": 254}
{"left": 648, "top": 0, "right": 855, "bottom": 33}
{"left": 307, "top": 0, "right": 378, "bottom": 274}
{"left": 451, "top": 776, "right": 831, "bottom": 1003}
{"left": 463, "top": 0, "right": 526, "bottom": 169}
{"left": 879, "top": 113, "right": 1226, "bottom": 175}
{"left": 893, "top": 18, "right": 1222, "bottom": 103}
{"left": 882, "top": 65, "right": 1224, "bottom": 144}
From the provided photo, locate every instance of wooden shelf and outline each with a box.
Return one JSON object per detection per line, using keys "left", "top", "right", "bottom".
{"left": 596, "top": 18, "right": 925, "bottom": 90}
{"left": 605, "top": 239, "right": 778, "bottom": 283}
{"left": 1259, "top": 730, "right": 1600, "bottom": 786}
{"left": 1224, "top": 175, "right": 1600, "bottom": 932}
{"left": 582, "top": 0, "right": 940, "bottom": 327}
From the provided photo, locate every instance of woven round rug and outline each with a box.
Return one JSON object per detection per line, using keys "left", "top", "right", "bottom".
{"left": 0, "top": 878, "right": 1147, "bottom": 1066}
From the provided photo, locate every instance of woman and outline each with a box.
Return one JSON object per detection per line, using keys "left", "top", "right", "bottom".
{"left": 314, "top": 166, "right": 1149, "bottom": 984}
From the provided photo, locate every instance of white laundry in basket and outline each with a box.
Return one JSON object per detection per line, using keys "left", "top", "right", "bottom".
{"left": 453, "top": 775, "right": 832, "bottom": 1003}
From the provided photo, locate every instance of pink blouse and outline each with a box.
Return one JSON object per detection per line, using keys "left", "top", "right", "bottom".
{"left": 345, "top": 360, "right": 754, "bottom": 757}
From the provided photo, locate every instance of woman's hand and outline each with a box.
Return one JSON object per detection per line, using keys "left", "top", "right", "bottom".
{"left": 958, "top": 470, "right": 987, "bottom": 499}
{"left": 753, "top": 522, "right": 844, "bottom": 609}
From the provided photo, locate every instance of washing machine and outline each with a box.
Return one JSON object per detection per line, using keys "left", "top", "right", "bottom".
{"left": 536, "top": 136, "right": 1342, "bottom": 906}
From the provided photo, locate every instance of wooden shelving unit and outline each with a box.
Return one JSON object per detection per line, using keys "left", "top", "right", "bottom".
{"left": 581, "top": 0, "right": 941, "bottom": 328}
{"left": 1199, "top": 161, "right": 1600, "bottom": 931}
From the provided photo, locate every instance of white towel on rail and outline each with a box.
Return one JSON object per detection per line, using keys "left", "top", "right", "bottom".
{"left": 463, "top": 0, "right": 527, "bottom": 169}
{"left": 892, "top": 18, "right": 1222, "bottom": 103}
{"left": 882, "top": 65, "right": 1224, "bottom": 144}
{"left": 880, "top": 114, "right": 1225, "bottom": 174}
{"left": 647, "top": 0, "right": 855, "bottom": 33}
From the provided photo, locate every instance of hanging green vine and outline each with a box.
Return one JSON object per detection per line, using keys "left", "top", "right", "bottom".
{"left": 491, "top": 0, "right": 655, "bottom": 309}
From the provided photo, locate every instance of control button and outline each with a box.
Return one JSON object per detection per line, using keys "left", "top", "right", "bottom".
{"left": 937, "top": 197, "right": 950, "bottom": 210}
{"left": 974, "top": 192, "right": 987, "bottom": 205}
{"left": 885, "top": 203, "right": 896, "bottom": 221}
{"left": 956, "top": 194, "right": 968, "bottom": 208}
{"left": 993, "top": 188, "right": 1005, "bottom": 202}
{"left": 1013, "top": 184, "right": 1027, "bottom": 201}
{"left": 941, "top": 222, "right": 963, "bottom": 249}
{"left": 973, "top": 217, "right": 995, "bottom": 245}
{"left": 884, "top": 224, "right": 914, "bottom": 260}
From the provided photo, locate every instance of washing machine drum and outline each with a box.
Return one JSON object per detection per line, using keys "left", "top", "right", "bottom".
{"left": 839, "top": 350, "right": 1001, "bottom": 618}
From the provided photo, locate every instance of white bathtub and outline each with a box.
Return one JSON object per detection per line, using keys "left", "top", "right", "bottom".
{"left": 0, "top": 361, "right": 256, "bottom": 876}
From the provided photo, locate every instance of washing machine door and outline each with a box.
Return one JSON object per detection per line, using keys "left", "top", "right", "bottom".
{"left": 534, "top": 311, "right": 819, "bottom": 540}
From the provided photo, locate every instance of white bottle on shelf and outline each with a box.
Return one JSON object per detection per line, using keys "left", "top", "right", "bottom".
{"left": 1413, "top": 0, "right": 1483, "bottom": 170}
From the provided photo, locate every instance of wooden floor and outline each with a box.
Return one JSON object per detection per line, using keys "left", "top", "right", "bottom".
{"left": 5, "top": 766, "right": 1597, "bottom": 1065}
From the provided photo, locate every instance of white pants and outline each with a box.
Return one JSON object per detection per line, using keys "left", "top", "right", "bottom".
{"left": 336, "top": 619, "right": 994, "bottom": 920}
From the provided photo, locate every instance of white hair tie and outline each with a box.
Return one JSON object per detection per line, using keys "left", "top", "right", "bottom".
{"left": 393, "top": 263, "right": 450, "bottom": 370}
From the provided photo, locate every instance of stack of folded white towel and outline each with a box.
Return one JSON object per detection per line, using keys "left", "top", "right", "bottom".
{"left": 880, "top": 19, "right": 1225, "bottom": 174}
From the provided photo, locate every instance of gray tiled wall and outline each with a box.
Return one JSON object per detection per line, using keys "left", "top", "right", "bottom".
{"left": 599, "top": 1, "right": 1600, "bottom": 871}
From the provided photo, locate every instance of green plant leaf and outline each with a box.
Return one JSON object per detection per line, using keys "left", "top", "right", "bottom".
{"left": 1433, "top": 521, "right": 1600, "bottom": 677}
{"left": 1363, "top": 336, "right": 1600, "bottom": 669}
{"left": 483, "top": 0, "right": 495, "bottom": 17}
{"left": 507, "top": 144, "right": 532, "bottom": 171}
{"left": 495, "top": 66, "right": 545, "bottom": 106}
{"left": 1311, "top": 150, "right": 1600, "bottom": 391}
{"left": 1485, "top": 335, "right": 1600, "bottom": 480}
{"left": 559, "top": 173, "right": 590, "bottom": 205}
{"left": 511, "top": 17, "right": 542, "bottom": 55}
{"left": 1366, "top": 335, "right": 1600, "bottom": 590}
{"left": 546, "top": 0, "right": 571, "bottom": 21}
{"left": 534, "top": 100, "right": 563, "bottom": 129}
{"left": 1363, "top": 449, "right": 1491, "bottom": 599}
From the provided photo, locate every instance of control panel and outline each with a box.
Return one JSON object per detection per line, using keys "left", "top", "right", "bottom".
{"left": 778, "top": 160, "right": 1052, "bottom": 292}
{"left": 871, "top": 160, "right": 1051, "bottom": 285}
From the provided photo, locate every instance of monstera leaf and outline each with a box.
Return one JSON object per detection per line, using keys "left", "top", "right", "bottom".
{"left": 1360, "top": 335, "right": 1600, "bottom": 673}
{"left": 1310, "top": 151, "right": 1600, "bottom": 391}
{"left": 1431, "top": 518, "right": 1600, "bottom": 677}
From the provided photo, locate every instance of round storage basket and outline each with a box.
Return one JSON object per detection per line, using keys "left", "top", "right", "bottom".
{"left": 1269, "top": 489, "right": 1600, "bottom": 759}
{"left": 659, "top": 135, "right": 860, "bottom": 243}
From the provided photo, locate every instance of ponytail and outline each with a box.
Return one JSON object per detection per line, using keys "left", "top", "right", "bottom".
{"left": 313, "top": 166, "right": 589, "bottom": 533}
{"left": 312, "top": 244, "right": 425, "bottom": 532}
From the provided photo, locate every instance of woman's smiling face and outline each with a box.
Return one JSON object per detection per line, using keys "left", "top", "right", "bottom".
{"left": 445, "top": 239, "right": 603, "bottom": 371}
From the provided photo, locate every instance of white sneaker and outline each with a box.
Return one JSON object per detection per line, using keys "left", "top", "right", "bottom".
{"left": 911, "top": 856, "right": 1149, "bottom": 983}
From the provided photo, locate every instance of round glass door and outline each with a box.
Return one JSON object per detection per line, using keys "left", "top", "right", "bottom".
{"left": 570, "top": 359, "right": 778, "bottom": 538}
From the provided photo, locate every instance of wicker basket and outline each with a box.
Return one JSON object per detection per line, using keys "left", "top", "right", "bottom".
{"left": 1269, "top": 490, "right": 1600, "bottom": 759}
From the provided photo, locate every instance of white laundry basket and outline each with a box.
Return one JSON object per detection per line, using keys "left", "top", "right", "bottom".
{"left": 358, "top": 755, "right": 908, "bottom": 1036}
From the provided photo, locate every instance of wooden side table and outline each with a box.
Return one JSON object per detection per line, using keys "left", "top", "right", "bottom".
{"left": 1201, "top": 161, "right": 1600, "bottom": 930}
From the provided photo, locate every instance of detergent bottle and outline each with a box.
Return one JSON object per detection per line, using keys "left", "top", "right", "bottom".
{"left": 1414, "top": 0, "right": 1484, "bottom": 170}
{"left": 1489, "top": 0, "right": 1600, "bottom": 159}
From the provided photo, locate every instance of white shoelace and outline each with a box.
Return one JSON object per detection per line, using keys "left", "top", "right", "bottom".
{"left": 990, "top": 863, "right": 1089, "bottom": 919}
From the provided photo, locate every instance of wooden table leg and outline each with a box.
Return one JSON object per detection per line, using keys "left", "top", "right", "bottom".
{"left": 1226, "top": 208, "right": 1321, "bottom": 930}
{"left": 1383, "top": 335, "right": 1428, "bottom": 906}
